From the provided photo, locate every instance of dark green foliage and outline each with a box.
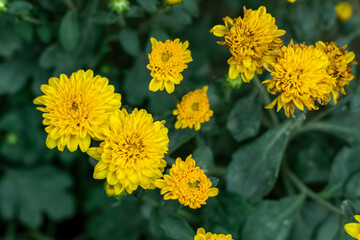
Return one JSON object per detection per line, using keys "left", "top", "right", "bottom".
{"left": 1, "top": 0, "right": 360, "bottom": 239}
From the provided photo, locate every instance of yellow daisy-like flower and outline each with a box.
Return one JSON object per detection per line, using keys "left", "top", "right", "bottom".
{"left": 173, "top": 86, "right": 213, "bottom": 131}
{"left": 164, "top": 0, "right": 182, "bottom": 5}
{"left": 336, "top": 1, "right": 352, "bottom": 22}
{"left": 87, "top": 108, "right": 169, "bottom": 195}
{"left": 147, "top": 38, "right": 192, "bottom": 94}
{"left": 316, "top": 41, "right": 357, "bottom": 103}
{"left": 287, "top": 0, "right": 296, "bottom": 3}
{"left": 155, "top": 155, "right": 218, "bottom": 209}
{"left": 194, "top": 228, "right": 234, "bottom": 240}
{"left": 33, "top": 69, "right": 121, "bottom": 152}
{"left": 210, "top": 6, "right": 285, "bottom": 82}
{"left": 345, "top": 215, "right": 360, "bottom": 239}
{"left": 262, "top": 41, "right": 336, "bottom": 118}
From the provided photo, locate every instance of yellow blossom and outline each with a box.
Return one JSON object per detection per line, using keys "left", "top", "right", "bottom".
{"left": 147, "top": 38, "right": 192, "bottom": 93}
{"left": 33, "top": 69, "right": 121, "bottom": 152}
{"left": 316, "top": 41, "right": 357, "bottom": 103}
{"left": 87, "top": 108, "right": 169, "bottom": 195}
{"left": 262, "top": 41, "right": 336, "bottom": 118}
{"left": 345, "top": 215, "right": 360, "bottom": 239}
{"left": 173, "top": 86, "right": 213, "bottom": 131}
{"left": 287, "top": 0, "right": 296, "bottom": 2}
{"left": 336, "top": 1, "right": 352, "bottom": 22}
{"left": 210, "top": 6, "right": 285, "bottom": 82}
{"left": 194, "top": 228, "right": 234, "bottom": 240}
{"left": 155, "top": 155, "right": 218, "bottom": 209}
{"left": 164, "top": 0, "right": 182, "bottom": 5}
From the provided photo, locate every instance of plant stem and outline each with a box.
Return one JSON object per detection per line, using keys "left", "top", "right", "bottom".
{"left": 253, "top": 75, "right": 280, "bottom": 126}
{"left": 285, "top": 167, "right": 345, "bottom": 217}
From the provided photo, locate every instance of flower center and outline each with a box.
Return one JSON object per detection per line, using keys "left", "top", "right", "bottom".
{"left": 118, "top": 136, "right": 144, "bottom": 163}
{"left": 71, "top": 102, "right": 79, "bottom": 111}
{"left": 161, "top": 52, "right": 171, "bottom": 62}
{"left": 188, "top": 180, "right": 200, "bottom": 188}
{"left": 191, "top": 102, "right": 199, "bottom": 111}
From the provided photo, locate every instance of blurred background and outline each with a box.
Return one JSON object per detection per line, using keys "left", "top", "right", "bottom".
{"left": 0, "top": 0, "right": 359, "bottom": 239}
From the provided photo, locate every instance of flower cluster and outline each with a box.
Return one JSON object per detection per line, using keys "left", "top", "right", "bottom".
{"left": 211, "top": 6, "right": 357, "bottom": 117}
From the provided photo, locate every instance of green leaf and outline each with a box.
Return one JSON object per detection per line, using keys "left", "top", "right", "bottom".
{"left": 13, "top": 21, "right": 34, "bottom": 42}
{"left": 0, "top": 21, "right": 22, "bottom": 57}
{"left": 91, "top": 11, "right": 118, "bottom": 24}
{"left": 202, "top": 192, "right": 253, "bottom": 237}
{"left": 123, "top": 56, "right": 150, "bottom": 105}
{"left": 288, "top": 201, "right": 329, "bottom": 240}
{"left": 242, "top": 195, "right": 305, "bottom": 240}
{"left": 0, "top": 166, "right": 74, "bottom": 228}
{"left": 192, "top": 145, "right": 214, "bottom": 171}
{"left": 171, "top": 7, "right": 192, "bottom": 25}
{"left": 313, "top": 214, "right": 340, "bottom": 240}
{"left": 226, "top": 93, "right": 261, "bottom": 142}
{"left": 136, "top": 0, "right": 157, "bottom": 14}
{"left": 119, "top": 27, "right": 141, "bottom": 57}
{"left": 303, "top": 111, "right": 360, "bottom": 145}
{"left": 59, "top": 11, "right": 80, "bottom": 51}
{"left": 87, "top": 197, "right": 145, "bottom": 240}
{"left": 37, "top": 25, "right": 52, "bottom": 44}
{"left": 226, "top": 121, "right": 292, "bottom": 201}
{"left": 168, "top": 128, "right": 196, "bottom": 155}
{"left": 160, "top": 216, "right": 195, "bottom": 240}
{"left": 182, "top": 0, "right": 199, "bottom": 17}
{"left": 0, "top": 52, "right": 35, "bottom": 96}
{"left": 321, "top": 147, "right": 360, "bottom": 198}
{"left": 7, "top": 1, "right": 32, "bottom": 15}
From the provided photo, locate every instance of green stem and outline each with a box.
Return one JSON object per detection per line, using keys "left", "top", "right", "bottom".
{"left": 285, "top": 167, "right": 345, "bottom": 217}
{"left": 253, "top": 75, "right": 280, "bottom": 126}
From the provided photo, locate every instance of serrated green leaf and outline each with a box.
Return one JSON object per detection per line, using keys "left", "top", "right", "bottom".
{"left": 226, "top": 93, "right": 261, "bottom": 142}
{"left": 59, "top": 11, "right": 80, "bottom": 51}
{"left": 0, "top": 166, "right": 74, "bottom": 228}
{"left": 226, "top": 121, "right": 292, "bottom": 201}
{"left": 242, "top": 195, "right": 305, "bottom": 240}
{"left": 161, "top": 216, "right": 195, "bottom": 240}
{"left": 321, "top": 147, "right": 360, "bottom": 198}
{"left": 119, "top": 28, "right": 140, "bottom": 56}
{"left": 7, "top": 1, "right": 32, "bottom": 15}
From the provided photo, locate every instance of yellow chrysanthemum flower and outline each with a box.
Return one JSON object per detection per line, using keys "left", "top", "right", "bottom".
{"left": 87, "top": 108, "right": 169, "bottom": 195}
{"left": 336, "top": 1, "right": 352, "bottom": 22}
{"left": 345, "top": 215, "right": 360, "bottom": 239}
{"left": 262, "top": 41, "right": 336, "bottom": 118}
{"left": 316, "top": 41, "right": 357, "bottom": 103}
{"left": 210, "top": 6, "right": 285, "bottom": 82}
{"left": 33, "top": 69, "right": 121, "bottom": 152}
{"left": 147, "top": 38, "right": 192, "bottom": 94}
{"left": 164, "top": 0, "right": 182, "bottom": 5}
{"left": 287, "top": 0, "right": 296, "bottom": 3}
{"left": 173, "top": 86, "right": 213, "bottom": 131}
{"left": 194, "top": 228, "right": 234, "bottom": 240}
{"left": 155, "top": 155, "right": 218, "bottom": 209}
